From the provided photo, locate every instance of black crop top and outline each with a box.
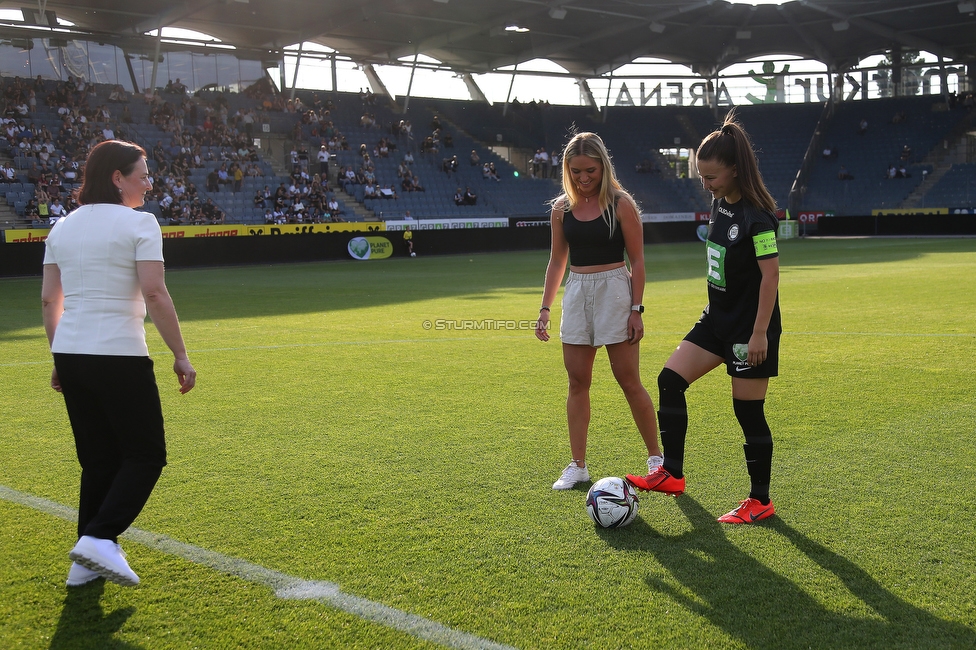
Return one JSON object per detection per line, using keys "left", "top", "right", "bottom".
{"left": 562, "top": 208, "right": 626, "bottom": 266}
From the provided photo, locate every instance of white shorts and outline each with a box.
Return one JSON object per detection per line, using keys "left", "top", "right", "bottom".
{"left": 560, "top": 266, "right": 632, "bottom": 347}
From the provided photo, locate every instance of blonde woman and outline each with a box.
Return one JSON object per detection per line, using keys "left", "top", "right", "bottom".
{"left": 536, "top": 132, "right": 662, "bottom": 489}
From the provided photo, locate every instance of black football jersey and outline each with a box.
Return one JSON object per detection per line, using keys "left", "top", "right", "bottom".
{"left": 704, "top": 198, "right": 781, "bottom": 340}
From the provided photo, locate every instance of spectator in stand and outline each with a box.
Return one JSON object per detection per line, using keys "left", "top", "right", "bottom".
{"left": 0, "top": 160, "right": 16, "bottom": 181}
{"left": 470, "top": 149, "right": 480, "bottom": 166}
{"left": 537, "top": 147, "right": 550, "bottom": 178}
{"left": 108, "top": 85, "right": 128, "bottom": 103}
{"left": 51, "top": 198, "right": 70, "bottom": 221}
{"left": 232, "top": 163, "right": 244, "bottom": 193}
{"left": 481, "top": 162, "right": 502, "bottom": 183}
{"left": 217, "top": 164, "right": 230, "bottom": 186}
{"left": 463, "top": 186, "right": 478, "bottom": 206}
{"left": 443, "top": 154, "right": 458, "bottom": 174}
{"left": 24, "top": 197, "right": 40, "bottom": 222}
{"left": 317, "top": 144, "right": 330, "bottom": 178}
{"left": 837, "top": 166, "right": 854, "bottom": 181}
{"left": 152, "top": 141, "right": 167, "bottom": 163}
{"left": 206, "top": 168, "right": 219, "bottom": 193}
{"left": 857, "top": 118, "right": 868, "bottom": 135}
{"left": 454, "top": 187, "right": 464, "bottom": 206}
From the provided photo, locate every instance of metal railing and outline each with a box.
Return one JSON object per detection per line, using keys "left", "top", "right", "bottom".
{"left": 788, "top": 99, "right": 834, "bottom": 216}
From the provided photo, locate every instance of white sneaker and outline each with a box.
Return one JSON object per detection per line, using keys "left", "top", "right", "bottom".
{"left": 647, "top": 455, "right": 664, "bottom": 473}
{"left": 66, "top": 562, "right": 102, "bottom": 587}
{"left": 69, "top": 536, "right": 140, "bottom": 586}
{"left": 552, "top": 462, "right": 590, "bottom": 490}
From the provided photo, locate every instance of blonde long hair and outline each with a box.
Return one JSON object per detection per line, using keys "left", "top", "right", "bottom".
{"left": 552, "top": 131, "right": 639, "bottom": 237}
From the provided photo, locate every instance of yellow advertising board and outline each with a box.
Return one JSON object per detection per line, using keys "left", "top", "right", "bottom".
{"left": 242, "top": 223, "right": 386, "bottom": 235}
{"left": 160, "top": 225, "right": 247, "bottom": 238}
{"left": 5, "top": 222, "right": 386, "bottom": 243}
{"left": 3, "top": 229, "right": 51, "bottom": 243}
{"left": 871, "top": 207, "right": 948, "bottom": 216}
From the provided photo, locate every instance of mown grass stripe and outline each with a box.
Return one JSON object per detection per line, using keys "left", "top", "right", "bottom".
{"left": 0, "top": 484, "right": 518, "bottom": 650}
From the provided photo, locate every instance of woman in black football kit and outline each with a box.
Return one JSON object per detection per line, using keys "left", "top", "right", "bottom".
{"left": 627, "top": 113, "right": 782, "bottom": 524}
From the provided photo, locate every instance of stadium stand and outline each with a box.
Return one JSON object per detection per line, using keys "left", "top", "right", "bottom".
{"left": 2, "top": 73, "right": 973, "bottom": 228}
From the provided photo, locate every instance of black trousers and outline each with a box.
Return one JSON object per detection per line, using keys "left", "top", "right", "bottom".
{"left": 54, "top": 354, "right": 167, "bottom": 543}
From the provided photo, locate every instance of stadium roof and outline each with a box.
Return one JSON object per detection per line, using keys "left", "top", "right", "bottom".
{"left": 12, "top": 0, "right": 976, "bottom": 76}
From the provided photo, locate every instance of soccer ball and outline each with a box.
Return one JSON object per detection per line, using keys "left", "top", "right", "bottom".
{"left": 585, "top": 477, "right": 639, "bottom": 528}
{"left": 410, "top": 252, "right": 416, "bottom": 257}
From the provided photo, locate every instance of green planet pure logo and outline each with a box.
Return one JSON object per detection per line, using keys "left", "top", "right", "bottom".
{"left": 732, "top": 343, "right": 749, "bottom": 363}
{"left": 348, "top": 237, "right": 371, "bottom": 260}
{"left": 348, "top": 236, "right": 393, "bottom": 260}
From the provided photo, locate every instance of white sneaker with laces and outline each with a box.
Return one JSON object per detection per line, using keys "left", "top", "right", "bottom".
{"left": 647, "top": 455, "right": 664, "bottom": 474}
{"left": 69, "top": 536, "right": 140, "bottom": 586}
{"left": 66, "top": 561, "right": 103, "bottom": 587}
{"left": 552, "top": 462, "right": 590, "bottom": 490}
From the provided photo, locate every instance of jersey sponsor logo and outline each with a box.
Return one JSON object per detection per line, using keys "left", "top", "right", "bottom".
{"left": 732, "top": 343, "right": 749, "bottom": 362}
{"left": 732, "top": 343, "right": 750, "bottom": 371}
{"left": 728, "top": 224, "right": 740, "bottom": 241}
{"left": 718, "top": 205, "right": 735, "bottom": 219}
{"left": 706, "top": 241, "right": 727, "bottom": 287}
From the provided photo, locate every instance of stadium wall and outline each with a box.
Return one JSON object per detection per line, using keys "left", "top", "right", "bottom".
{"left": 0, "top": 222, "right": 702, "bottom": 277}
{"left": 818, "top": 214, "right": 976, "bottom": 236}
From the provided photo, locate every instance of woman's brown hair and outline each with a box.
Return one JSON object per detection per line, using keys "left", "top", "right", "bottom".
{"left": 697, "top": 111, "right": 776, "bottom": 213}
{"left": 77, "top": 140, "right": 147, "bottom": 206}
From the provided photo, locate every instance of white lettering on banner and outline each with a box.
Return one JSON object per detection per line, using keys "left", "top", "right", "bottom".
{"left": 384, "top": 218, "right": 507, "bottom": 231}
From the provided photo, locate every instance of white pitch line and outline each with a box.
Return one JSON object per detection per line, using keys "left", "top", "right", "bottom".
{"left": 0, "top": 484, "right": 517, "bottom": 650}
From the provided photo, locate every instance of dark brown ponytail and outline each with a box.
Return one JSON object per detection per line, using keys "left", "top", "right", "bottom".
{"left": 698, "top": 110, "right": 776, "bottom": 213}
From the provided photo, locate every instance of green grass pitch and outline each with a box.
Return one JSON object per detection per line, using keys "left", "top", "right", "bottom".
{"left": 1, "top": 237, "right": 975, "bottom": 649}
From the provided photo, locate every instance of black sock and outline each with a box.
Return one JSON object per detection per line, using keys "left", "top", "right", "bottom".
{"left": 733, "top": 398, "right": 773, "bottom": 505}
{"left": 658, "top": 368, "right": 690, "bottom": 479}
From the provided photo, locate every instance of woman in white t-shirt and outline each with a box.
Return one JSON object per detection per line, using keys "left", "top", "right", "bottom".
{"left": 41, "top": 140, "right": 196, "bottom": 588}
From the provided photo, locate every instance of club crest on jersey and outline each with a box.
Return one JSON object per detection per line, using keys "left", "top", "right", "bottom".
{"left": 728, "top": 224, "right": 740, "bottom": 241}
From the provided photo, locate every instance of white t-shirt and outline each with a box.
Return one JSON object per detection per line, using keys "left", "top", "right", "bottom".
{"left": 43, "top": 205, "right": 165, "bottom": 356}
